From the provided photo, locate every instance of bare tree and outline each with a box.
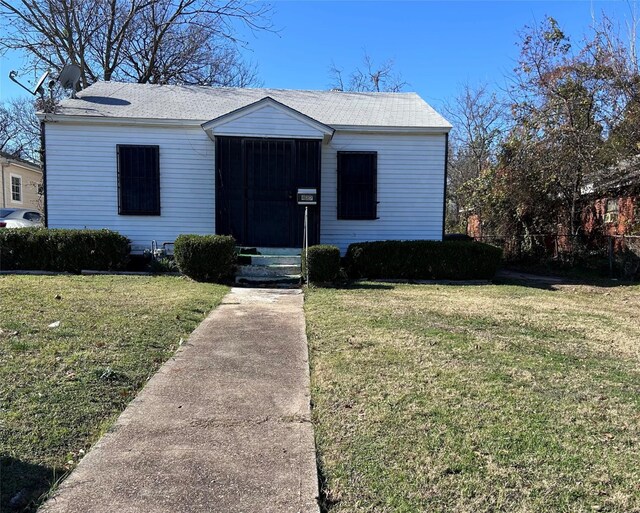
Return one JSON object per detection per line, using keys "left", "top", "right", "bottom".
{"left": 0, "top": 107, "right": 15, "bottom": 155}
{"left": 587, "top": 11, "right": 640, "bottom": 160}
{"left": 329, "top": 52, "right": 407, "bottom": 92}
{"left": 445, "top": 83, "right": 506, "bottom": 177}
{"left": 0, "top": 98, "right": 40, "bottom": 161}
{"left": 443, "top": 83, "right": 507, "bottom": 230}
{"left": 0, "top": 0, "right": 272, "bottom": 88}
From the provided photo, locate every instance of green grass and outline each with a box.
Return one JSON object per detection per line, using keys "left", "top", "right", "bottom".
{"left": 0, "top": 275, "right": 228, "bottom": 512}
{"left": 305, "top": 282, "right": 640, "bottom": 512}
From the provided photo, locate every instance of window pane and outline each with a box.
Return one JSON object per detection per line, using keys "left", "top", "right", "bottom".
{"left": 118, "top": 145, "right": 160, "bottom": 215}
{"left": 338, "top": 152, "right": 377, "bottom": 220}
{"left": 11, "top": 176, "right": 22, "bottom": 202}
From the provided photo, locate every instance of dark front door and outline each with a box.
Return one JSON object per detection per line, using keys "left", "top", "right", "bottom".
{"left": 216, "top": 137, "right": 320, "bottom": 247}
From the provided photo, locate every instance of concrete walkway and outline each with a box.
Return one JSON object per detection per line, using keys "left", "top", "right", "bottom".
{"left": 41, "top": 288, "right": 319, "bottom": 513}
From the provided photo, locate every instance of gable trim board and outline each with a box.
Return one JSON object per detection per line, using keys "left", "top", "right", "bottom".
{"left": 202, "top": 97, "right": 335, "bottom": 141}
{"left": 40, "top": 82, "right": 451, "bottom": 253}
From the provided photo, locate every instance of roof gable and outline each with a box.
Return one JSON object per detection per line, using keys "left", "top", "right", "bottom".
{"left": 201, "top": 97, "right": 335, "bottom": 140}
{"left": 0, "top": 151, "right": 41, "bottom": 172}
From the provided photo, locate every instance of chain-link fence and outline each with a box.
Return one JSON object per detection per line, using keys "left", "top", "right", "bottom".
{"left": 614, "top": 235, "right": 640, "bottom": 279}
{"left": 473, "top": 233, "right": 640, "bottom": 279}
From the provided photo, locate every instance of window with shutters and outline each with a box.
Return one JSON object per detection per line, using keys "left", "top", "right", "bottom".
{"left": 337, "top": 151, "right": 377, "bottom": 220}
{"left": 117, "top": 145, "right": 160, "bottom": 215}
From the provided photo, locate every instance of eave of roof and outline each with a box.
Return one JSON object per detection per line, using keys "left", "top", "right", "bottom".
{"left": 37, "top": 113, "right": 450, "bottom": 134}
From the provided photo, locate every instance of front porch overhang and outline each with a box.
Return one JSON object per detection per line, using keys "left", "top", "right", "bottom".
{"left": 201, "top": 96, "right": 335, "bottom": 144}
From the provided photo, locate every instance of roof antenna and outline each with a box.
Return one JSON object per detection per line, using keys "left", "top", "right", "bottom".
{"left": 57, "top": 64, "right": 82, "bottom": 98}
{"left": 8, "top": 70, "right": 50, "bottom": 96}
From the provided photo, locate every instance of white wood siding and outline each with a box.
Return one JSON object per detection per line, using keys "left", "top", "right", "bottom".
{"left": 46, "top": 123, "right": 215, "bottom": 251}
{"left": 46, "top": 122, "right": 445, "bottom": 254}
{"left": 211, "top": 104, "right": 326, "bottom": 139}
{"left": 320, "top": 132, "right": 445, "bottom": 253}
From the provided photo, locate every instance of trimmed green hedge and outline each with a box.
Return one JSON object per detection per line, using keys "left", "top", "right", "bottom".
{"left": 302, "top": 245, "right": 340, "bottom": 284}
{"left": 174, "top": 234, "right": 236, "bottom": 283}
{"left": 345, "top": 240, "right": 502, "bottom": 280}
{"left": 0, "top": 228, "right": 130, "bottom": 272}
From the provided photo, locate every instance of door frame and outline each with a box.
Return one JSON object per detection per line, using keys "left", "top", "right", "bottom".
{"left": 215, "top": 136, "right": 322, "bottom": 248}
{"left": 242, "top": 137, "right": 295, "bottom": 248}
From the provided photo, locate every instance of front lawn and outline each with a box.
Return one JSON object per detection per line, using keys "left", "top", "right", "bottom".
{"left": 0, "top": 275, "right": 228, "bottom": 512}
{"left": 305, "top": 281, "right": 640, "bottom": 512}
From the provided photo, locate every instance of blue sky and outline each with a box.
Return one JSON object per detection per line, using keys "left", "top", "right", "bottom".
{"left": 1, "top": 1, "right": 637, "bottom": 111}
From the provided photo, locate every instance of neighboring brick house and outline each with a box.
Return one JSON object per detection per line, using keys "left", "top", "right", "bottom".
{"left": 465, "top": 157, "right": 640, "bottom": 265}
{"left": 581, "top": 157, "right": 640, "bottom": 250}
{"left": 583, "top": 197, "right": 638, "bottom": 236}
{"left": 0, "top": 151, "right": 43, "bottom": 211}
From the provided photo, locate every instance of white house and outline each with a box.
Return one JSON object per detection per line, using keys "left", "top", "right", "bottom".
{"left": 39, "top": 82, "right": 451, "bottom": 253}
{"left": 0, "top": 151, "right": 43, "bottom": 211}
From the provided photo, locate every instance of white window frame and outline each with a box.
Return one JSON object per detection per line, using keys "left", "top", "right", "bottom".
{"left": 10, "top": 173, "right": 23, "bottom": 204}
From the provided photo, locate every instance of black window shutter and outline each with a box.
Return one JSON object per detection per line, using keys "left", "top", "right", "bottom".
{"left": 117, "top": 145, "right": 160, "bottom": 215}
{"left": 337, "top": 151, "right": 377, "bottom": 220}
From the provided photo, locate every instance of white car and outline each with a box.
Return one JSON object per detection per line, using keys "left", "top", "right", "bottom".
{"left": 0, "top": 208, "right": 43, "bottom": 228}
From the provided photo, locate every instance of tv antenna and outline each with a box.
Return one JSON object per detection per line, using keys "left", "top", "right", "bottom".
{"left": 8, "top": 70, "right": 50, "bottom": 96}
{"left": 57, "top": 64, "right": 81, "bottom": 98}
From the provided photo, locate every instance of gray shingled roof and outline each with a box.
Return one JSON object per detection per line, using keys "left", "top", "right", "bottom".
{"left": 53, "top": 81, "right": 451, "bottom": 129}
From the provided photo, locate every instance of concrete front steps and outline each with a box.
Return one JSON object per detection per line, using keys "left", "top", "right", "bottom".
{"left": 235, "top": 247, "right": 302, "bottom": 287}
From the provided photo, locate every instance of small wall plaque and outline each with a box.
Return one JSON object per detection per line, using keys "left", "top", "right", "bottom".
{"left": 297, "top": 188, "right": 317, "bottom": 205}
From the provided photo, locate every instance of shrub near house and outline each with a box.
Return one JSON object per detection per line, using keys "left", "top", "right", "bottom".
{"left": 345, "top": 240, "right": 502, "bottom": 280}
{"left": 0, "top": 228, "right": 129, "bottom": 272}
{"left": 174, "top": 234, "right": 236, "bottom": 283}
{"left": 302, "top": 245, "right": 341, "bottom": 284}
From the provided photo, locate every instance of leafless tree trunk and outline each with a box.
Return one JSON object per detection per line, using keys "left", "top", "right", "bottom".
{"left": 443, "top": 83, "right": 507, "bottom": 230}
{"left": 0, "top": 98, "right": 40, "bottom": 161}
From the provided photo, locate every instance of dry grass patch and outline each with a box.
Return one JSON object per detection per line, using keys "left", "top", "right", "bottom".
{"left": 306, "top": 282, "right": 640, "bottom": 512}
